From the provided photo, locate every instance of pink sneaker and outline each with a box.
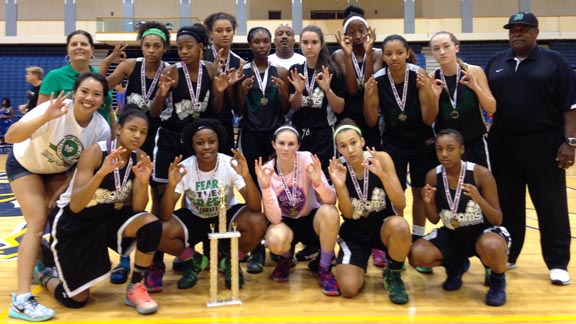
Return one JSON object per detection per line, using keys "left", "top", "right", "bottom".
{"left": 372, "top": 249, "right": 387, "bottom": 268}
{"left": 125, "top": 283, "right": 158, "bottom": 314}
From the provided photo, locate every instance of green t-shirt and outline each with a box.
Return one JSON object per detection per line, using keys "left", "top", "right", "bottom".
{"left": 39, "top": 64, "right": 112, "bottom": 122}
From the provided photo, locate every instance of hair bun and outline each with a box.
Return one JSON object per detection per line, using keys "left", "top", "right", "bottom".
{"left": 344, "top": 5, "right": 365, "bottom": 18}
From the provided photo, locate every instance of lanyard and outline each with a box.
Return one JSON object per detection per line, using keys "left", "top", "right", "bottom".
{"left": 439, "top": 64, "right": 461, "bottom": 110}
{"left": 277, "top": 153, "right": 298, "bottom": 208}
{"left": 351, "top": 52, "right": 367, "bottom": 87}
{"left": 111, "top": 139, "right": 133, "bottom": 202}
{"left": 442, "top": 161, "right": 466, "bottom": 214}
{"left": 181, "top": 61, "right": 203, "bottom": 108}
{"left": 251, "top": 61, "right": 270, "bottom": 97}
{"left": 387, "top": 66, "right": 409, "bottom": 113}
{"left": 303, "top": 66, "right": 317, "bottom": 97}
{"left": 140, "top": 59, "right": 163, "bottom": 101}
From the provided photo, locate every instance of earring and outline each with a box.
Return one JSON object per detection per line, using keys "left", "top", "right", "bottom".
{"left": 90, "top": 55, "right": 96, "bottom": 63}
{"left": 64, "top": 55, "right": 71, "bottom": 63}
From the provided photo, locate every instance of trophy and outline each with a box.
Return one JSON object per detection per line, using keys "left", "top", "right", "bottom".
{"left": 207, "top": 183, "right": 242, "bottom": 307}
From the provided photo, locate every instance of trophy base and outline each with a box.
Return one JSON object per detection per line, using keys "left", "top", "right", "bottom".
{"left": 207, "top": 299, "right": 243, "bottom": 307}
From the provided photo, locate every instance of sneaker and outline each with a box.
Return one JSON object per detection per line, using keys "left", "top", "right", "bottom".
{"left": 296, "top": 244, "right": 320, "bottom": 262}
{"left": 172, "top": 257, "right": 184, "bottom": 272}
{"left": 125, "top": 283, "right": 158, "bottom": 315}
{"left": 247, "top": 242, "right": 265, "bottom": 274}
{"left": 415, "top": 266, "right": 433, "bottom": 274}
{"left": 442, "top": 260, "right": 464, "bottom": 291}
{"left": 550, "top": 269, "right": 571, "bottom": 285}
{"left": 372, "top": 249, "right": 387, "bottom": 268}
{"left": 33, "top": 260, "right": 57, "bottom": 288}
{"left": 271, "top": 255, "right": 292, "bottom": 282}
{"left": 145, "top": 260, "right": 165, "bottom": 292}
{"left": 178, "top": 253, "right": 208, "bottom": 289}
{"left": 9, "top": 292, "right": 55, "bottom": 322}
{"left": 111, "top": 255, "right": 131, "bottom": 285}
{"left": 485, "top": 272, "right": 506, "bottom": 306}
{"left": 221, "top": 255, "right": 245, "bottom": 289}
{"left": 383, "top": 267, "right": 409, "bottom": 305}
{"left": 318, "top": 266, "right": 340, "bottom": 296}
{"left": 39, "top": 237, "right": 55, "bottom": 268}
{"left": 506, "top": 262, "right": 518, "bottom": 270}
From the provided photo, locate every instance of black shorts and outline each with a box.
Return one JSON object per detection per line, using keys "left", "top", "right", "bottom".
{"left": 172, "top": 204, "right": 246, "bottom": 246}
{"left": 463, "top": 136, "right": 490, "bottom": 170}
{"left": 52, "top": 206, "right": 144, "bottom": 297}
{"left": 153, "top": 127, "right": 192, "bottom": 183}
{"left": 336, "top": 218, "right": 389, "bottom": 271}
{"left": 424, "top": 225, "right": 511, "bottom": 262}
{"left": 296, "top": 126, "right": 335, "bottom": 173}
{"left": 239, "top": 129, "right": 276, "bottom": 184}
{"left": 281, "top": 209, "right": 321, "bottom": 249}
{"left": 382, "top": 139, "right": 437, "bottom": 189}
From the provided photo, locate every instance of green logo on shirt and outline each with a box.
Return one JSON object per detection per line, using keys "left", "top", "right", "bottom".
{"left": 55, "top": 135, "right": 83, "bottom": 163}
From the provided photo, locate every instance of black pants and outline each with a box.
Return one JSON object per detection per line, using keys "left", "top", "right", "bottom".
{"left": 488, "top": 129, "right": 571, "bottom": 269}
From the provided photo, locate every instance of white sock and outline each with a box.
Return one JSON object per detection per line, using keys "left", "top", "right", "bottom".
{"left": 413, "top": 225, "right": 425, "bottom": 237}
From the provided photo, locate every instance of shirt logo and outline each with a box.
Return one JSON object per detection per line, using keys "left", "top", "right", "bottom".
{"left": 496, "top": 69, "right": 504, "bottom": 73}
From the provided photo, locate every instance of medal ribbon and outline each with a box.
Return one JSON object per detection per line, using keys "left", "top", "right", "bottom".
{"left": 439, "top": 64, "right": 461, "bottom": 110}
{"left": 351, "top": 52, "right": 367, "bottom": 86}
{"left": 251, "top": 61, "right": 270, "bottom": 98}
{"left": 277, "top": 152, "right": 298, "bottom": 209}
{"left": 303, "top": 67, "right": 317, "bottom": 98}
{"left": 140, "top": 59, "right": 164, "bottom": 101}
{"left": 345, "top": 153, "right": 369, "bottom": 207}
{"left": 387, "top": 66, "right": 409, "bottom": 113}
{"left": 442, "top": 161, "right": 466, "bottom": 214}
{"left": 111, "top": 139, "right": 133, "bottom": 202}
{"left": 181, "top": 61, "right": 203, "bottom": 107}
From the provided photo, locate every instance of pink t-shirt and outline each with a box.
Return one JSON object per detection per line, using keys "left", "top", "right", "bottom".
{"left": 261, "top": 151, "right": 336, "bottom": 224}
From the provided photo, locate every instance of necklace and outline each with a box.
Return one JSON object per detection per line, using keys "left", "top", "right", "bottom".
{"left": 442, "top": 161, "right": 466, "bottom": 229}
{"left": 439, "top": 64, "right": 461, "bottom": 119}
{"left": 111, "top": 139, "right": 133, "bottom": 210}
{"left": 345, "top": 152, "right": 370, "bottom": 219}
{"left": 277, "top": 153, "right": 299, "bottom": 217}
{"left": 387, "top": 66, "right": 409, "bottom": 122}
{"left": 181, "top": 61, "right": 204, "bottom": 118}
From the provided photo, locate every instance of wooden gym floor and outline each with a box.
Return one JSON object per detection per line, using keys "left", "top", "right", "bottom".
{"left": 0, "top": 154, "right": 575, "bottom": 324}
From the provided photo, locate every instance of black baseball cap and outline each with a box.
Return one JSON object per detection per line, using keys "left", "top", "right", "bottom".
{"left": 503, "top": 12, "right": 539, "bottom": 29}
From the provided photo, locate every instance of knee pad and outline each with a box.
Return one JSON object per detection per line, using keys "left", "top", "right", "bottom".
{"left": 136, "top": 220, "right": 162, "bottom": 253}
{"left": 54, "top": 283, "right": 88, "bottom": 309}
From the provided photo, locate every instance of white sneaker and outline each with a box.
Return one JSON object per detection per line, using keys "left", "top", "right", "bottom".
{"left": 506, "top": 262, "right": 518, "bottom": 270}
{"left": 550, "top": 269, "right": 571, "bottom": 285}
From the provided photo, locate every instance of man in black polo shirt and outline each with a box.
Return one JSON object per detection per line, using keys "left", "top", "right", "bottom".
{"left": 486, "top": 12, "right": 575, "bottom": 285}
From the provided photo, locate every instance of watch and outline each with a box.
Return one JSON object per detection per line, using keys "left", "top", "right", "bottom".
{"left": 566, "top": 137, "right": 576, "bottom": 147}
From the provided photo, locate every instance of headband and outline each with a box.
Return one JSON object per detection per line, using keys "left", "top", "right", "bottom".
{"left": 274, "top": 125, "right": 300, "bottom": 137}
{"left": 334, "top": 125, "right": 363, "bottom": 141}
{"left": 343, "top": 16, "right": 368, "bottom": 33}
{"left": 177, "top": 29, "right": 205, "bottom": 45}
{"left": 142, "top": 28, "right": 167, "bottom": 42}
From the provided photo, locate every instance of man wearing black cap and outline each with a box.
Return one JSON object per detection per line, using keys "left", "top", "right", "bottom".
{"left": 486, "top": 12, "right": 575, "bottom": 286}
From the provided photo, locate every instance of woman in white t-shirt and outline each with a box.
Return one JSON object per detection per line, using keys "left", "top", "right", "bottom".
{"left": 5, "top": 72, "right": 111, "bottom": 322}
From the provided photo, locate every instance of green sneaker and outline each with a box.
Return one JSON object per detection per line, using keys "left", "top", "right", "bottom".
{"left": 221, "top": 255, "right": 245, "bottom": 289}
{"left": 415, "top": 266, "right": 433, "bottom": 274}
{"left": 177, "top": 252, "right": 208, "bottom": 289}
{"left": 383, "top": 267, "right": 409, "bottom": 305}
{"left": 484, "top": 267, "right": 492, "bottom": 286}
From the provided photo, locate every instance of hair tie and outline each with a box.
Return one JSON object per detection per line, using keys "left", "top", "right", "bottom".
{"left": 142, "top": 28, "right": 167, "bottom": 42}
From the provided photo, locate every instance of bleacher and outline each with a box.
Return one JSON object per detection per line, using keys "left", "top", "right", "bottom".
{"left": 456, "top": 42, "right": 510, "bottom": 68}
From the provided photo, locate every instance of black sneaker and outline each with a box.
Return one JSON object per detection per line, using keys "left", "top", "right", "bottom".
{"left": 485, "top": 272, "right": 506, "bottom": 306}
{"left": 442, "top": 260, "right": 464, "bottom": 291}
{"left": 221, "top": 255, "right": 245, "bottom": 289}
{"left": 172, "top": 257, "right": 184, "bottom": 273}
{"left": 247, "top": 242, "right": 265, "bottom": 274}
{"left": 295, "top": 244, "right": 320, "bottom": 262}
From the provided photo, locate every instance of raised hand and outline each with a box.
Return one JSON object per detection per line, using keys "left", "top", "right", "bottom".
{"left": 305, "top": 154, "right": 323, "bottom": 186}
{"left": 132, "top": 154, "right": 153, "bottom": 183}
{"left": 364, "top": 76, "right": 377, "bottom": 97}
{"left": 315, "top": 65, "right": 333, "bottom": 92}
{"left": 459, "top": 69, "right": 479, "bottom": 91}
{"left": 363, "top": 27, "right": 376, "bottom": 53}
{"left": 230, "top": 149, "right": 250, "bottom": 178}
{"left": 227, "top": 67, "right": 244, "bottom": 87}
{"left": 462, "top": 183, "right": 482, "bottom": 203}
{"left": 240, "top": 75, "right": 255, "bottom": 95}
{"left": 422, "top": 184, "right": 437, "bottom": 204}
{"left": 106, "top": 42, "right": 128, "bottom": 63}
{"left": 328, "top": 158, "right": 347, "bottom": 188}
{"left": 167, "top": 155, "right": 186, "bottom": 187}
{"left": 213, "top": 71, "right": 230, "bottom": 93}
{"left": 336, "top": 30, "right": 353, "bottom": 57}
{"left": 46, "top": 91, "right": 71, "bottom": 120}
{"left": 100, "top": 146, "right": 128, "bottom": 175}
{"left": 157, "top": 71, "right": 175, "bottom": 97}
{"left": 363, "top": 147, "right": 384, "bottom": 178}
{"left": 287, "top": 68, "right": 306, "bottom": 94}
{"left": 271, "top": 76, "right": 288, "bottom": 98}
{"left": 255, "top": 157, "right": 274, "bottom": 189}
{"left": 428, "top": 73, "right": 445, "bottom": 99}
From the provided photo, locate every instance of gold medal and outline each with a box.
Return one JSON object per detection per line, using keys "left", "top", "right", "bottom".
{"left": 357, "top": 79, "right": 364, "bottom": 91}
{"left": 290, "top": 209, "right": 298, "bottom": 217}
{"left": 450, "top": 110, "right": 460, "bottom": 119}
{"left": 398, "top": 113, "right": 407, "bottom": 121}
{"left": 114, "top": 202, "right": 124, "bottom": 210}
{"left": 260, "top": 97, "right": 268, "bottom": 106}
{"left": 450, "top": 217, "right": 459, "bottom": 229}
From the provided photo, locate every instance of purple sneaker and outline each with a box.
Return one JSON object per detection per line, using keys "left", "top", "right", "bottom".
{"left": 145, "top": 261, "right": 165, "bottom": 292}
{"left": 271, "top": 255, "right": 292, "bottom": 282}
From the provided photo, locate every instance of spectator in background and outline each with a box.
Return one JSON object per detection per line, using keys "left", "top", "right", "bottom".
{"left": 268, "top": 24, "right": 306, "bottom": 70}
{"left": 114, "top": 83, "right": 126, "bottom": 114}
{"left": 18, "top": 66, "right": 44, "bottom": 114}
{"left": 0, "top": 97, "right": 15, "bottom": 139}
